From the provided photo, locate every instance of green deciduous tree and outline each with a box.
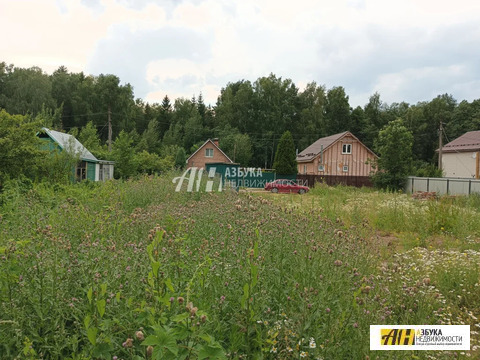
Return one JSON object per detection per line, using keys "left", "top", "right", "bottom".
{"left": 78, "top": 121, "right": 106, "bottom": 158}
{"left": 112, "top": 130, "right": 137, "bottom": 178}
{"left": 220, "top": 133, "right": 253, "bottom": 167}
{"left": 1, "top": 66, "right": 55, "bottom": 116}
{"left": 136, "top": 151, "right": 174, "bottom": 175}
{"left": 372, "top": 119, "right": 414, "bottom": 190}
{"left": 273, "top": 131, "right": 297, "bottom": 175}
{"left": 324, "top": 86, "right": 351, "bottom": 135}
{"left": 0, "top": 110, "right": 45, "bottom": 186}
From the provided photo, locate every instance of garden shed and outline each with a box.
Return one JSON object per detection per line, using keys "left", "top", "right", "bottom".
{"left": 38, "top": 128, "right": 114, "bottom": 182}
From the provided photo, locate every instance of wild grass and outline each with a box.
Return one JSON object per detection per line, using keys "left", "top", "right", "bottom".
{"left": 0, "top": 176, "right": 479, "bottom": 359}
{"left": 261, "top": 183, "right": 480, "bottom": 252}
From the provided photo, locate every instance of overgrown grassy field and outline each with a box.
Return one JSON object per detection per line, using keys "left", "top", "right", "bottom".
{"left": 0, "top": 176, "right": 479, "bottom": 359}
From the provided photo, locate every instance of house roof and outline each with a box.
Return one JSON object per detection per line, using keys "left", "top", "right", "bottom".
{"left": 41, "top": 128, "right": 98, "bottom": 162}
{"left": 186, "top": 139, "right": 233, "bottom": 163}
{"left": 440, "top": 131, "right": 480, "bottom": 153}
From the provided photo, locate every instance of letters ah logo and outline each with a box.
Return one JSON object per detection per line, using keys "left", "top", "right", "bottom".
{"left": 381, "top": 329, "right": 416, "bottom": 345}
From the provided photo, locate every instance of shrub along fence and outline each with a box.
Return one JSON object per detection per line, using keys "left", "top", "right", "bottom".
{"left": 406, "top": 176, "right": 480, "bottom": 196}
{"left": 297, "top": 175, "right": 373, "bottom": 188}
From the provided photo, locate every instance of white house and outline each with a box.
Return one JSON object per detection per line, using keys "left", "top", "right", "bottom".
{"left": 439, "top": 130, "right": 480, "bottom": 178}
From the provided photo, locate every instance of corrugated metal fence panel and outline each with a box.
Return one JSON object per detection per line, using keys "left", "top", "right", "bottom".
{"left": 297, "top": 175, "right": 373, "bottom": 188}
{"left": 406, "top": 177, "right": 480, "bottom": 196}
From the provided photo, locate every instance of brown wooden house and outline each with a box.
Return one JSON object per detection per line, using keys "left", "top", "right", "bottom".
{"left": 296, "top": 131, "right": 377, "bottom": 176}
{"left": 186, "top": 138, "right": 233, "bottom": 169}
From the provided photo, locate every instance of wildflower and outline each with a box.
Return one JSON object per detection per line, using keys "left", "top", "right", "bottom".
{"left": 135, "top": 330, "right": 144, "bottom": 341}
{"left": 270, "top": 347, "right": 277, "bottom": 353}
{"left": 309, "top": 337, "right": 316, "bottom": 349}
{"left": 123, "top": 338, "right": 133, "bottom": 348}
{"left": 361, "top": 286, "right": 371, "bottom": 294}
{"left": 287, "top": 346, "right": 293, "bottom": 352}
{"left": 300, "top": 351, "right": 308, "bottom": 358}
{"left": 177, "top": 296, "right": 184, "bottom": 304}
{"left": 334, "top": 260, "right": 342, "bottom": 266}
{"left": 326, "top": 308, "right": 331, "bottom": 313}
{"left": 146, "top": 345, "right": 154, "bottom": 357}
{"left": 201, "top": 314, "right": 207, "bottom": 323}
{"left": 169, "top": 297, "right": 175, "bottom": 303}
{"left": 353, "top": 322, "right": 358, "bottom": 328}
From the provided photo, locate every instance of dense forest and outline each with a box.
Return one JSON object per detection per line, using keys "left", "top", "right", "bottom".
{"left": 1, "top": 61, "right": 480, "bottom": 180}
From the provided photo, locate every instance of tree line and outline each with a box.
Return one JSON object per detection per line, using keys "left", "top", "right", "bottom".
{"left": 1, "top": 61, "right": 480, "bottom": 183}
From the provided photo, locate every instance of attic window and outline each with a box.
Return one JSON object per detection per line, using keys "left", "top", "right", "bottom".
{"left": 205, "top": 148, "right": 214, "bottom": 157}
{"left": 342, "top": 144, "right": 352, "bottom": 154}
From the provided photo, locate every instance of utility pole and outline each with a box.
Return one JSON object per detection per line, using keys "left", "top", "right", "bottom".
{"left": 438, "top": 121, "right": 443, "bottom": 171}
{"left": 108, "top": 105, "right": 112, "bottom": 152}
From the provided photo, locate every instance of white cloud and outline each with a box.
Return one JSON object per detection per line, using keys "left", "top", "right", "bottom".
{"left": 2, "top": 0, "right": 480, "bottom": 108}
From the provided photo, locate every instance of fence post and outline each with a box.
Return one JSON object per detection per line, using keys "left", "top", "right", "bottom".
{"left": 412, "top": 177, "right": 414, "bottom": 193}
{"left": 446, "top": 178, "right": 449, "bottom": 195}
{"left": 469, "top": 180, "right": 472, "bottom": 195}
{"left": 427, "top": 178, "right": 430, "bottom": 192}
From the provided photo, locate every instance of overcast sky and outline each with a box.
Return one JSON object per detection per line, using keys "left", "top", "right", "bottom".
{"left": 2, "top": 0, "right": 480, "bottom": 108}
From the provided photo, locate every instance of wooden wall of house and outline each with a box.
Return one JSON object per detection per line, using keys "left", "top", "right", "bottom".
{"left": 298, "top": 135, "right": 376, "bottom": 176}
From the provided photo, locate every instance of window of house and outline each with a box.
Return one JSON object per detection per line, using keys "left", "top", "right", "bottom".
{"left": 105, "top": 165, "right": 111, "bottom": 180}
{"left": 303, "top": 165, "right": 307, "bottom": 174}
{"left": 343, "top": 165, "right": 349, "bottom": 172}
{"left": 318, "top": 165, "right": 325, "bottom": 172}
{"left": 205, "top": 148, "right": 214, "bottom": 157}
{"left": 342, "top": 144, "right": 352, "bottom": 154}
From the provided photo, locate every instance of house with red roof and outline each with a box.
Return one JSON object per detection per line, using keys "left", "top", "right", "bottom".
{"left": 439, "top": 130, "right": 480, "bottom": 178}
{"left": 296, "top": 131, "right": 377, "bottom": 176}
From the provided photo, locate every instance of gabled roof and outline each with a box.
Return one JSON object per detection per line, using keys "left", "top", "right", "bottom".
{"left": 440, "top": 131, "right": 480, "bottom": 153}
{"left": 186, "top": 139, "right": 233, "bottom": 163}
{"left": 40, "top": 128, "right": 98, "bottom": 162}
{"left": 296, "top": 131, "right": 377, "bottom": 162}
